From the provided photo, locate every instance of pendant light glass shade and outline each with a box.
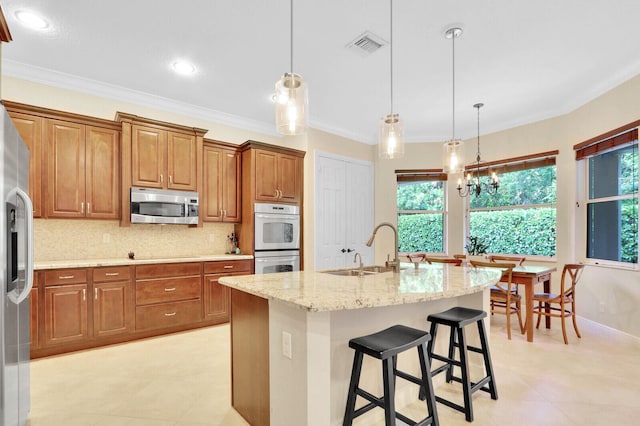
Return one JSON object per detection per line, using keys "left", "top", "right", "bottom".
{"left": 379, "top": 113, "right": 405, "bottom": 159}
{"left": 443, "top": 139, "right": 464, "bottom": 174}
{"left": 275, "top": 72, "right": 308, "bottom": 135}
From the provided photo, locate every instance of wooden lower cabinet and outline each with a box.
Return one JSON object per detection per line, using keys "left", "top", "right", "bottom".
{"left": 44, "top": 283, "right": 89, "bottom": 346}
{"left": 33, "top": 260, "right": 247, "bottom": 358}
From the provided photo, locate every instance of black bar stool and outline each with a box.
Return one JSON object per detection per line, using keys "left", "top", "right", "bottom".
{"left": 343, "top": 325, "right": 439, "bottom": 426}
{"left": 425, "top": 307, "right": 497, "bottom": 422}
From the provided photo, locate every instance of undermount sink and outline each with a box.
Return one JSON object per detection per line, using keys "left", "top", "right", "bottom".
{"left": 321, "top": 265, "right": 395, "bottom": 276}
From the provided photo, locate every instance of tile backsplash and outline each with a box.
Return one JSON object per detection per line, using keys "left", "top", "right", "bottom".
{"left": 35, "top": 219, "right": 235, "bottom": 261}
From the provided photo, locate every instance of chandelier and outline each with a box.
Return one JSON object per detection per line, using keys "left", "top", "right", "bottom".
{"left": 457, "top": 103, "right": 499, "bottom": 197}
{"left": 275, "top": 0, "right": 308, "bottom": 135}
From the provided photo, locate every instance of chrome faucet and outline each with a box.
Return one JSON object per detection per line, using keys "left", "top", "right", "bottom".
{"left": 366, "top": 222, "right": 400, "bottom": 272}
{"left": 353, "top": 252, "right": 364, "bottom": 276}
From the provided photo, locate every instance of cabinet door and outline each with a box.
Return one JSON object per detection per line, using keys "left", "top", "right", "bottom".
{"left": 222, "top": 149, "right": 241, "bottom": 222}
{"left": 203, "top": 146, "right": 223, "bottom": 221}
{"left": 93, "top": 281, "right": 130, "bottom": 338}
{"left": 10, "top": 112, "right": 44, "bottom": 218}
{"left": 46, "top": 120, "right": 86, "bottom": 218}
{"left": 204, "top": 274, "right": 230, "bottom": 322}
{"left": 167, "top": 131, "right": 197, "bottom": 190}
{"left": 132, "top": 125, "right": 166, "bottom": 188}
{"left": 254, "top": 149, "right": 279, "bottom": 201}
{"left": 44, "top": 284, "right": 89, "bottom": 345}
{"left": 86, "top": 126, "right": 119, "bottom": 219}
{"left": 277, "top": 153, "right": 301, "bottom": 203}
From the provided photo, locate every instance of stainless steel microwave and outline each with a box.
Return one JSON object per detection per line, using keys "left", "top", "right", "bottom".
{"left": 130, "top": 187, "right": 199, "bottom": 225}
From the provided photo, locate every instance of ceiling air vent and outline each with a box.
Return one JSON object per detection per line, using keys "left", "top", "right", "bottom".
{"left": 346, "top": 31, "right": 387, "bottom": 56}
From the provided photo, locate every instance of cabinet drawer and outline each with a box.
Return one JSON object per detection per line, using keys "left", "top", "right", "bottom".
{"left": 136, "top": 276, "right": 201, "bottom": 305}
{"left": 94, "top": 266, "right": 131, "bottom": 283}
{"left": 135, "top": 262, "right": 201, "bottom": 279}
{"left": 44, "top": 269, "right": 87, "bottom": 286}
{"left": 135, "top": 299, "right": 202, "bottom": 331}
{"left": 204, "top": 260, "right": 252, "bottom": 274}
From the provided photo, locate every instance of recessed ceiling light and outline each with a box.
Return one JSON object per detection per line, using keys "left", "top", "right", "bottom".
{"left": 172, "top": 60, "right": 196, "bottom": 76}
{"left": 15, "top": 10, "right": 50, "bottom": 30}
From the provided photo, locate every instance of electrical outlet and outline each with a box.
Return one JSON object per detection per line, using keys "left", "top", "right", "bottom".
{"left": 282, "top": 331, "right": 292, "bottom": 359}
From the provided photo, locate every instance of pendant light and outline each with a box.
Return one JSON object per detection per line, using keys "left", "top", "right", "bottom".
{"left": 275, "top": 0, "right": 308, "bottom": 135}
{"left": 378, "top": 0, "right": 405, "bottom": 159}
{"left": 442, "top": 27, "right": 464, "bottom": 174}
{"left": 457, "top": 103, "right": 499, "bottom": 197}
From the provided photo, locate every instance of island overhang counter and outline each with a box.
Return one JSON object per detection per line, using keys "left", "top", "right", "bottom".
{"left": 219, "top": 262, "right": 502, "bottom": 426}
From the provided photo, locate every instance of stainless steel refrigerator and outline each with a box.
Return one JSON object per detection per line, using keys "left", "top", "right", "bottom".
{"left": 1, "top": 105, "right": 34, "bottom": 426}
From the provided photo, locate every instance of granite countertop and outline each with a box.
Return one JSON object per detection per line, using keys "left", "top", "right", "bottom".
{"left": 34, "top": 254, "right": 254, "bottom": 270}
{"left": 219, "top": 262, "right": 502, "bottom": 312}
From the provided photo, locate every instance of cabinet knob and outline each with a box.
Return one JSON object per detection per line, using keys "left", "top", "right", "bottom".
{"left": 341, "top": 249, "right": 346, "bottom": 253}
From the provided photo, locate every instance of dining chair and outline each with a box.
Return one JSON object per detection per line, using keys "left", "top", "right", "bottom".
{"left": 470, "top": 260, "right": 525, "bottom": 340}
{"left": 532, "top": 263, "right": 584, "bottom": 344}
{"left": 407, "top": 253, "right": 426, "bottom": 263}
{"left": 424, "top": 256, "right": 462, "bottom": 266}
{"left": 488, "top": 255, "right": 526, "bottom": 266}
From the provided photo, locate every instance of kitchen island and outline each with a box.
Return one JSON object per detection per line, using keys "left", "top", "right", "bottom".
{"left": 219, "top": 262, "right": 502, "bottom": 426}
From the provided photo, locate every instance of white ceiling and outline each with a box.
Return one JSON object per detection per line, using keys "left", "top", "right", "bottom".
{"left": 2, "top": 0, "right": 640, "bottom": 144}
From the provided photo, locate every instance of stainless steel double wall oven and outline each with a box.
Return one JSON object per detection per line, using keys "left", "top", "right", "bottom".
{"left": 253, "top": 203, "right": 300, "bottom": 274}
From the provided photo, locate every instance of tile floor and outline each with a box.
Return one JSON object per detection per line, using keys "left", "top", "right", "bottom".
{"left": 27, "top": 315, "right": 640, "bottom": 426}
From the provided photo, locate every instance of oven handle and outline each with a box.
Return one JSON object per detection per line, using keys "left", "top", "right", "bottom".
{"left": 255, "top": 213, "right": 300, "bottom": 221}
{"left": 255, "top": 256, "right": 299, "bottom": 263}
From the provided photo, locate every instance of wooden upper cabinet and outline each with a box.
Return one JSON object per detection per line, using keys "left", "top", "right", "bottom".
{"left": 277, "top": 153, "right": 301, "bottom": 203}
{"left": 46, "top": 120, "right": 119, "bottom": 219}
{"left": 9, "top": 112, "right": 44, "bottom": 217}
{"left": 203, "top": 144, "right": 241, "bottom": 222}
{"left": 167, "top": 131, "right": 197, "bottom": 190}
{"left": 47, "top": 120, "right": 86, "bottom": 218}
{"left": 254, "top": 148, "right": 301, "bottom": 204}
{"left": 130, "top": 126, "right": 197, "bottom": 191}
{"left": 85, "top": 126, "right": 119, "bottom": 219}
{"left": 131, "top": 125, "right": 166, "bottom": 189}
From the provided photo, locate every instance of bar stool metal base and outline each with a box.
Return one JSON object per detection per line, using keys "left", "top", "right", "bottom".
{"left": 424, "top": 307, "right": 498, "bottom": 422}
{"left": 343, "top": 325, "right": 439, "bottom": 426}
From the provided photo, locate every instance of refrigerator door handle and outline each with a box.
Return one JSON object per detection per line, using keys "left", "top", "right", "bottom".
{"left": 12, "top": 187, "right": 34, "bottom": 304}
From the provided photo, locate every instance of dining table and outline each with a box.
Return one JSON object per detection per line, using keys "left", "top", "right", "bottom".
{"left": 507, "top": 264, "right": 557, "bottom": 342}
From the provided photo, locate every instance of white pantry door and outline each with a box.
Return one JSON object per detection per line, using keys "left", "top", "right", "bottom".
{"left": 315, "top": 152, "right": 374, "bottom": 270}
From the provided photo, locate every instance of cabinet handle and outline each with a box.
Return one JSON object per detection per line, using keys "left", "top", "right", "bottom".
{"left": 82, "top": 289, "right": 86, "bottom": 301}
{"left": 94, "top": 288, "right": 98, "bottom": 300}
{"left": 105, "top": 272, "right": 119, "bottom": 276}
{"left": 58, "top": 275, "right": 75, "bottom": 280}
{"left": 160, "top": 174, "right": 164, "bottom": 183}
{"left": 164, "top": 312, "right": 176, "bottom": 317}
{"left": 223, "top": 209, "right": 227, "bottom": 217}
{"left": 274, "top": 189, "right": 279, "bottom": 198}
{"left": 223, "top": 265, "right": 234, "bottom": 269}
{"left": 81, "top": 202, "right": 84, "bottom": 214}
{"left": 170, "top": 175, "right": 173, "bottom": 184}
{"left": 164, "top": 287, "right": 176, "bottom": 292}
{"left": 87, "top": 203, "right": 91, "bottom": 214}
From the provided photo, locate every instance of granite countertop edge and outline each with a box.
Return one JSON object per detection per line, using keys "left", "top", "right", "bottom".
{"left": 35, "top": 254, "right": 254, "bottom": 270}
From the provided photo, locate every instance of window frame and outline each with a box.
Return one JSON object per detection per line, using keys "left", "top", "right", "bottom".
{"left": 395, "top": 170, "right": 448, "bottom": 255}
{"left": 465, "top": 151, "right": 558, "bottom": 260}
{"left": 579, "top": 137, "right": 639, "bottom": 269}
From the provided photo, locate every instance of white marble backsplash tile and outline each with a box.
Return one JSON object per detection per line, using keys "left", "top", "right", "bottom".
{"left": 35, "top": 219, "right": 235, "bottom": 261}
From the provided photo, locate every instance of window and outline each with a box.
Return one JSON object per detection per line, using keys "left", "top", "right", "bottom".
{"left": 396, "top": 170, "right": 446, "bottom": 254}
{"left": 467, "top": 151, "right": 558, "bottom": 257}
{"left": 576, "top": 127, "right": 638, "bottom": 265}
